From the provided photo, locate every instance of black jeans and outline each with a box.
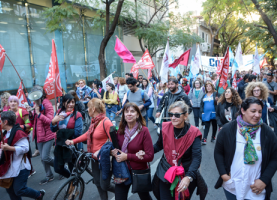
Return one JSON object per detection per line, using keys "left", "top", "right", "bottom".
{"left": 115, "top": 182, "right": 152, "bottom": 200}
{"left": 203, "top": 119, "right": 217, "bottom": 139}
{"left": 158, "top": 177, "right": 197, "bottom": 200}
{"left": 53, "top": 157, "right": 74, "bottom": 178}
{"left": 192, "top": 108, "right": 200, "bottom": 127}
{"left": 91, "top": 160, "right": 115, "bottom": 200}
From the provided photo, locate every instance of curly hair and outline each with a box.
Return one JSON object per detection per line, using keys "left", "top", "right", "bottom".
{"left": 192, "top": 80, "right": 203, "bottom": 89}
{"left": 218, "top": 87, "right": 242, "bottom": 106}
{"left": 204, "top": 82, "right": 215, "bottom": 93}
{"left": 245, "top": 82, "right": 269, "bottom": 101}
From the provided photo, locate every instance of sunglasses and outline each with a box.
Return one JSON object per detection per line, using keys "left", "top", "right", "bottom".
{"left": 168, "top": 112, "right": 186, "bottom": 118}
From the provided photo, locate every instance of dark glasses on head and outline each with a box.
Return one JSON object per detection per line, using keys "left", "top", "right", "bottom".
{"left": 168, "top": 112, "right": 186, "bottom": 118}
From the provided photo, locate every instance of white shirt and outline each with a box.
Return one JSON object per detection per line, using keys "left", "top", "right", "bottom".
{"left": 0, "top": 129, "right": 31, "bottom": 179}
{"left": 223, "top": 127, "right": 266, "bottom": 200}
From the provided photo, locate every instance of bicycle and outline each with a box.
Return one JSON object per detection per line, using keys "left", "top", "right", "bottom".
{"left": 52, "top": 145, "right": 95, "bottom": 200}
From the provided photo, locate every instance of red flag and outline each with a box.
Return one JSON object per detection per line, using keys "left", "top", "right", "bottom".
{"left": 260, "top": 57, "right": 268, "bottom": 69}
{"left": 216, "top": 56, "right": 222, "bottom": 75}
{"left": 0, "top": 44, "right": 6, "bottom": 72}
{"left": 169, "top": 49, "right": 191, "bottom": 68}
{"left": 219, "top": 47, "right": 229, "bottom": 88}
{"left": 130, "top": 64, "right": 139, "bottom": 79}
{"left": 136, "top": 49, "right": 155, "bottom": 70}
{"left": 16, "top": 82, "right": 28, "bottom": 110}
{"left": 232, "top": 73, "right": 237, "bottom": 89}
{"left": 148, "top": 69, "right": 152, "bottom": 79}
{"left": 43, "top": 39, "right": 63, "bottom": 100}
{"left": 114, "top": 38, "right": 136, "bottom": 63}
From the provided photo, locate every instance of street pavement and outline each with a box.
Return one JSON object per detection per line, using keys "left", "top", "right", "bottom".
{"left": 1, "top": 114, "right": 277, "bottom": 200}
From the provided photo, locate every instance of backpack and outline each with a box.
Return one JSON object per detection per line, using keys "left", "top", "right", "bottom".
{"left": 127, "top": 89, "right": 149, "bottom": 109}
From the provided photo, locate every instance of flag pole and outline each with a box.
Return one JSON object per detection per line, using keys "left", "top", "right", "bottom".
{"left": 5, "top": 53, "right": 28, "bottom": 99}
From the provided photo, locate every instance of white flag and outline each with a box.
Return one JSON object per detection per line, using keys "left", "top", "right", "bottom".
{"left": 253, "top": 45, "right": 260, "bottom": 74}
{"left": 232, "top": 42, "right": 243, "bottom": 77}
{"left": 102, "top": 73, "right": 114, "bottom": 91}
{"left": 160, "top": 40, "right": 169, "bottom": 83}
{"left": 191, "top": 45, "right": 202, "bottom": 76}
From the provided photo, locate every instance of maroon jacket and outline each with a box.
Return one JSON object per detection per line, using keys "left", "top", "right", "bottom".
{"left": 117, "top": 126, "right": 154, "bottom": 170}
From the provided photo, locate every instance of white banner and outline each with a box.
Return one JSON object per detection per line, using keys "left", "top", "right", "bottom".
{"left": 102, "top": 73, "right": 114, "bottom": 91}
{"left": 201, "top": 55, "right": 253, "bottom": 72}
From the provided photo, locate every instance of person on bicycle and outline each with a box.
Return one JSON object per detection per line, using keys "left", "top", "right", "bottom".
{"left": 51, "top": 94, "right": 83, "bottom": 179}
{"left": 111, "top": 102, "right": 154, "bottom": 200}
{"left": 65, "top": 98, "right": 115, "bottom": 200}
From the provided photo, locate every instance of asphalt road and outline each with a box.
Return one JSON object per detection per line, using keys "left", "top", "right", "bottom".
{"left": 1, "top": 114, "right": 277, "bottom": 200}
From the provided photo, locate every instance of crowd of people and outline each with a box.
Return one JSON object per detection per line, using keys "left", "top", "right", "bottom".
{"left": 0, "top": 67, "right": 277, "bottom": 200}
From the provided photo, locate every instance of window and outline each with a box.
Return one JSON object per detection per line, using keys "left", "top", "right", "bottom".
{"left": 202, "top": 32, "right": 204, "bottom": 40}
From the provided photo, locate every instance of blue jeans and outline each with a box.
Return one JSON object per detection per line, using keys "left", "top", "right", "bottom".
{"left": 147, "top": 108, "right": 155, "bottom": 124}
{"left": 106, "top": 112, "right": 115, "bottom": 121}
{"left": 6, "top": 169, "right": 41, "bottom": 200}
{"left": 224, "top": 189, "right": 250, "bottom": 200}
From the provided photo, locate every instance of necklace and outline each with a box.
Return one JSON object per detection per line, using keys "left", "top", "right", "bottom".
{"left": 173, "top": 125, "right": 186, "bottom": 139}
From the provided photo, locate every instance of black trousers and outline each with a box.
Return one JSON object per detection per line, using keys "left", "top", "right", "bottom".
{"left": 115, "top": 183, "right": 152, "bottom": 200}
{"left": 157, "top": 177, "right": 197, "bottom": 200}
{"left": 192, "top": 108, "right": 201, "bottom": 127}
{"left": 203, "top": 119, "right": 217, "bottom": 139}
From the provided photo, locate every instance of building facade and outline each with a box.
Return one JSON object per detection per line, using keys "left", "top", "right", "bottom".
{"left": 0, "top": 0, "right": 124, "bottom": 93}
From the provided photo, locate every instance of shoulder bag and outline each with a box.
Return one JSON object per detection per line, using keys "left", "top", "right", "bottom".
{"left": 130, "top": 162, "right": 152, "bottom": 193}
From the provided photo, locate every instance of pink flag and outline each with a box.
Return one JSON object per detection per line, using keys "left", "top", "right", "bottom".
{"left": 0, "top": 44, "right": 6, "bottom": 73}
{"left": 114, "top": 38, "right": 136, "bottom": 63}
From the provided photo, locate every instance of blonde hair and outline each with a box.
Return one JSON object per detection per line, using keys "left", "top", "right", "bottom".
{"left": 1, "top": 92, "right": 11, "bottom": 108}
{"left": 78, "top": 79, "right": 86, "bottom": 85}
{"left": 88, "top": 98, "right": 106, "bottom": 113}
{"left": 245, "top": 82, "right": 269, "bottom": 101}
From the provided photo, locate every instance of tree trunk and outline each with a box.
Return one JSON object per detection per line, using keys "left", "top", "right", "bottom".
{"left": 251, "top": 0, "right": 277, "bottom": 46}
{"left": 98, "top": 0, "right": 125, "bottom": 80}
{"left": 210, "top": 36, "right": 215, "bottom": 56}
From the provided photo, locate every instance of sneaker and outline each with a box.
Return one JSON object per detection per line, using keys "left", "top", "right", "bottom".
{"left": 36, "top": 189, "right": 45, "bottom": 200}
{"left": 201, "top": 139, "right": 207, "bottom": 145}
{"left": 32, "top": 150, "right": 40, "bottom": 157}
{"left": 211, "top": 137, "right": 216, "bottom": 142}
{"left": 39, "top": 176, "right": 54, "bottom": 185}
{"left": 28, "top": 169, "right": 36, "bottom": 178}
{"left": 153, "top": 124, "right": 158, "bottom": 129}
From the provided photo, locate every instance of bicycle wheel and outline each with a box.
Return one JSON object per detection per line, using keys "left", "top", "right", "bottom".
{"left": 52, "top": 176, "right": 85, "bottom": 200}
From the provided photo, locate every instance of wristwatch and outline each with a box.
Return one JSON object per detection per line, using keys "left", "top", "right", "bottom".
{"left": 186, "top": 176, "right": 193, "bottom": 182}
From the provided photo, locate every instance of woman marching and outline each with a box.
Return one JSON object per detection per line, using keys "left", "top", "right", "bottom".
{"left": 216, "top": 88, "right": 242, "bottom": 129}
{"left": 152, "top": 101, "right": 207, "bottom": 200}
{"left": 1, "top": 92, "right": 11, "bottom": 112}
{"left": 50, "top": 94, "right": 83, "bottom": 179}
{"left": 0, "top": 111, "right": 45, "bottom": 200}
{"left": 65, "top": 98, "right": 115, "bottom": 200}
{"left": 214, "top": 97, "right": 277, "bottom": 200}
{"left": 200, "top": 82, "right": 219, "bottom": 145}
{"left": 103, "top": 83, "right": 118, "bottom": 122}
{"left": 111, "top": 103, "right": 154, "bottom": 200}
{"left": 188, "top": 80, "right": 205, "bottom": 129}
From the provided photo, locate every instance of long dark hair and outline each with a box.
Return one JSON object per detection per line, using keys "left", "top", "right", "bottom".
{"left": 105, "top": 83, "right": 115, "bottom": 99}
{"left": 118, "top": 103, "right": 146, "bottom": 135}
{"left": 58, "top": 94, "right": 77, "bottom": 118}
{"left": 237, "top": 96, "right": 264, "bottom": 116}
{"left": 141, "top": 78, "right": 149, "bottom": 90}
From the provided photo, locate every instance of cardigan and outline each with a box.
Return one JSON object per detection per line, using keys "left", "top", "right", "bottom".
{"left": 214, "top": 120, "right": 277, "bottom": 200}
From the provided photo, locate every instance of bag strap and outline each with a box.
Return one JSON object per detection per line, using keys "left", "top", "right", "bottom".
{"left": 102, "top": 118, "right": 109, "bottom": 140}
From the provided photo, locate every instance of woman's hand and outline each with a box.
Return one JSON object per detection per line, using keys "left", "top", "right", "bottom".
{"left": 250, "top": 179, "right": 266, "bottom": 195}
{"left": 115, "top": 150, "right": 127, "bottom": 162}
{"left": 136, "top": 150, "right": 145, "bottom": 160}
{"left": 93, "top": 150, "right": 100, "bottom": 158}
{"left": 1, "top": 142, "right": 9, "bottom": 151}
{"left": 268, "top": 107, "right": 274, "bottom": 112}
{"left": 35, "top": 106, "right": 40, "bottom": 115}
{"left": 221, "top": 174, "right": 231, "bottom": 182}
{"left": 52, "top": 115, "right": 65, "bottom": 125}
{"left": 177, "top": 177, "right": 190, "bottom": 192}
{"left": 65, "top": 140, "right": 74, "bottom": 146}
{"left": 111, "top": 149, "right": 119, "bottom": 157}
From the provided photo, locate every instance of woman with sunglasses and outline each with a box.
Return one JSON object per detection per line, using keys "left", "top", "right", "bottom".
{"left": 245, "top": 82, "right": 275, "bottom": 126}
{"left": 214, "top": 97, "right": 277, "bottom": 200}
{"left": 200, "top": 82, "right": 219, "bottom": 145}
{"left": 152, "top": 101, "right": 207, "bottom": 200}
{"left": 216, "top": 88, "right": 242, "bottom": 130}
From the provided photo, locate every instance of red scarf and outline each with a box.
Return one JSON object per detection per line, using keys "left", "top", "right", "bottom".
{"left": 86, "top": 113, "right": 106, "bottom": 153}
